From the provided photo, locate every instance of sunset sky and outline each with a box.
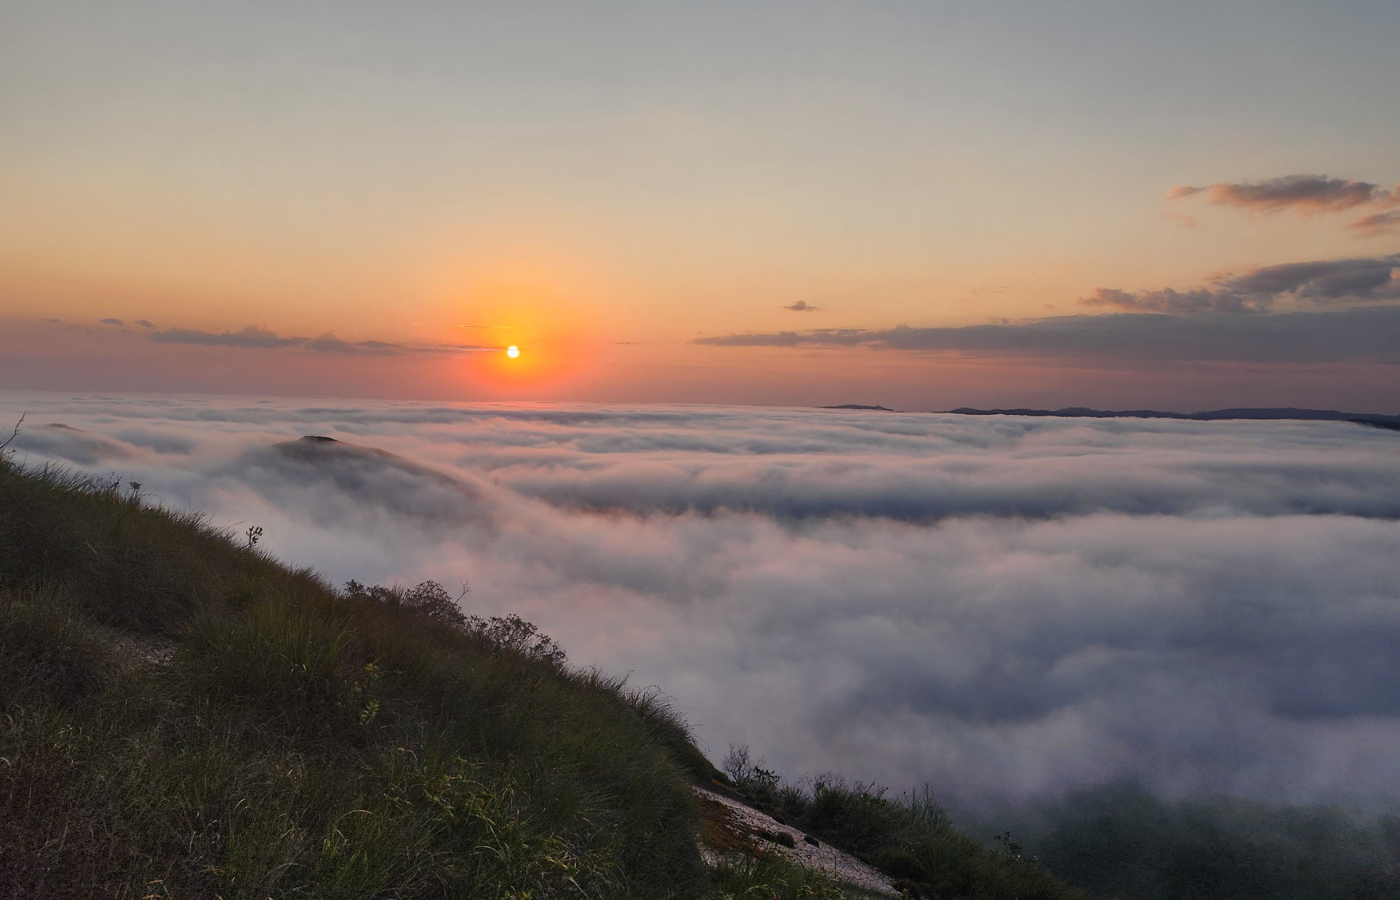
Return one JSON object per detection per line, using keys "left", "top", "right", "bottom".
{"left": 3, "top": 0, "right": 1399, "bottom": 410}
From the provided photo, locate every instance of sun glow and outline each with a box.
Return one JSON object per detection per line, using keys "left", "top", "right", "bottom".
{"left": 506, "top": 345, "right": 520, "bottom": 358}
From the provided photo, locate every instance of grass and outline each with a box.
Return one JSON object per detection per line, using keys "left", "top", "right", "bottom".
{"left": 710, "top": 856, "right": 848, "bottom": 900}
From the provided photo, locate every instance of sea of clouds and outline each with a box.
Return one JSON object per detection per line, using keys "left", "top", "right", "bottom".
{"left": 4, "top": 392, "right": 1400, "bottom": 809}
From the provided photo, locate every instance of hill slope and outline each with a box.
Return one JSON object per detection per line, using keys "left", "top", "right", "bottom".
{"left": 0, "top": 465, "right": 717, "bottom": 898}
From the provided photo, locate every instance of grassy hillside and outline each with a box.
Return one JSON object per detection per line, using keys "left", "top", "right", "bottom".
{"left": 0, "top": 450, "right": 1089, "bottom": 899}
{"left": 0, "top": 460, "right": 718, "bottom": 898}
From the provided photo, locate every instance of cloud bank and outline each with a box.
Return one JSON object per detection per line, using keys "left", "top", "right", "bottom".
{"left": 693, "top": 304, "right": 1400, "bottom": 362}
{"left": 151, "top": 325, "right": 309, "bottom": 349}
{"left": 4, "top": 394, "right": 1400, "bottom": 808}
{"left": 1085, "top": 254, "right": 1400, "bottom": 313}
{"left": 148, "top": 324, "right": 498, "bottom": 355}
{"left": 697, "top": 255, "right": 1400, "bottom": 356}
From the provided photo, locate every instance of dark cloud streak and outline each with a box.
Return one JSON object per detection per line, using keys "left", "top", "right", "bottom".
{"left": 1082, "top": 287, "right": 1256, "bottom": 314}
{"left": 1170, "top": 174, "right": 1400, "bottom": 237}
{"left": 151, "top": 325, "right": 307, "bottom": 349}
{"left": 1170, "top": 175, "right": 1397, "bottom": 214}
{"left": 694, "top": 305, "right": 1400, "bottom": 362}
{"left": 148, "top": 325, "right": 501, "bottom": 355}
{"left": 1090, "top": 254, "right": 1400, "bottom": 313}
{"left": 1352, "top": 210, "right": 1400, "bottom": 237}
{"left": 698, "top": 254, "right": 1400, "bottom": 358}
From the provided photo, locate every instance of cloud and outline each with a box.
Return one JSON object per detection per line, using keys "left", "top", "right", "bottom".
{"left": 150, "top": 325, "right": 307, "bottom": 349}
{"left": 146, "top": 324, "right": 502, "bottom": 355}
{"left": 698, "top": 255, "right": 1400, "bottom": 357}
{"left": 8, "top": 422, "right": 134, "bottom": 465}
{"left": 113, "top": 427, "right": 194, "bottom": 454}
{"left": 1170, "top": 175, "right": 1397, "bottom": 215}
{"left": 6, "top": 395, "right": 1400, "bottom": 809}
{"left": 693, "top": 305, "right": 1400, "bottom": 363}
{"left": 236, "top": 436, "right": 497, "bottom": 529}
{"left": 1171, "top": 174, "right": 1400, "bottom": 239}
{"left": 1352, "top": 210, "right": 1400, "bottom": 238}
{"left": 436, "top": 343, "right": 502, "bottom": 353}
{"left": 1089, "top": 254, "right": 1400, "bottom": 313}
{"left": 784, "top": 300, "right": 822, "bottom": 312}
{"left": 99, "top": 317, "right": 125, "bottom": 326}
{"left": 135, "top": 319, "right": 155, "bottom": 329}
{"left": 1082, "top": 287, "right": 1256, "bottom": 314}
{"left": 1222, "top": 255, "right": 1400, "bottom": 301}
{"left": 306, "top": 333, "right": 407, "bottom": 354}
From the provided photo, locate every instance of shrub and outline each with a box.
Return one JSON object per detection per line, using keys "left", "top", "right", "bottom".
{"left": 873, "top": 845, "right": 927, "bottom": 880}
{"left": 462, "top": 611, "right": 567, "bottom": 665}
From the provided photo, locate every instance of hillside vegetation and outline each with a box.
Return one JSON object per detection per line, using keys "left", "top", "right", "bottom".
{"left": 0, "top": 449, "right": 1088, "bottom": 899}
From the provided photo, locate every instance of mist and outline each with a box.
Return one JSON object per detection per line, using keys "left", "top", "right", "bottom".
{"left": 4, "top": 393, "right": 1400, "bottom": 810}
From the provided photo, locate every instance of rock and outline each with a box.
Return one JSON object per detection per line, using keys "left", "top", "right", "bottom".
{"left": 758, "top": 829, "right": 797, "bottom": 849}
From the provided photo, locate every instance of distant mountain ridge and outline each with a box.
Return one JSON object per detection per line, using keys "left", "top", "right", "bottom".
{"left": 945, "top": 406, "right": 1400, "bottom": 430}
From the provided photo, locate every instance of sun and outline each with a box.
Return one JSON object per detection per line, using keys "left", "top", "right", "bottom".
{"left": 506, "top": 345, "right": 520, "bottom": 359}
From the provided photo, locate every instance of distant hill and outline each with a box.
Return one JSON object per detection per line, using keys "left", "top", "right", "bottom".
{"left": 819, "top": 404, "right": 894, "bottom": 411}
{"left": 945, "top": 407, "right": 1400, "bottom": 429}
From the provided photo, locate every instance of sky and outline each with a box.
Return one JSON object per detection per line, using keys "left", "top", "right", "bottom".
{"left": 3, "top": 0, "right": 1400, "bottom": 408}
{"left": 6, "top": 393, "right": 1400, "bottom": 808}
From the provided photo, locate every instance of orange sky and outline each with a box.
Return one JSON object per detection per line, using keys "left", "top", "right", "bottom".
{"left": 2, "top": 2, "right": 1399, "bottom": 410}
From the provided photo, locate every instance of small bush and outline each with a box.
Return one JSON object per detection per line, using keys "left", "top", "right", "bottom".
{"left": 873, "top": 845, "right": 927, "bottom": 880}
